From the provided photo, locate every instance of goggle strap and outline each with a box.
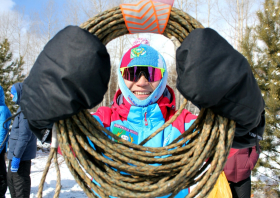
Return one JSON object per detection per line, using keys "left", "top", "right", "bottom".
{"left": 161, "top": 69, "right": 164, "bottom": 78}
{"left": 120, "top": 68, "right": 125, "bottom": 75}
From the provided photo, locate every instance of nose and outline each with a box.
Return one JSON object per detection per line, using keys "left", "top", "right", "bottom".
{"left": 136, "top": 74, "right": 149, "bottom": 86}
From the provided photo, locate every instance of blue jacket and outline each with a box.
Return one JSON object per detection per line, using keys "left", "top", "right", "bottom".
{"left": 8, "top": 83, "right": 37, "bottom": 160}
{"left": 0, "top": 86, "right": 12, "bottom": 153}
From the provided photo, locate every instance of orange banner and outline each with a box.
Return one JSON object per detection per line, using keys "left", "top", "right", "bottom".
{"left": 120, "top": 0, "right": 172, "bottom": 34}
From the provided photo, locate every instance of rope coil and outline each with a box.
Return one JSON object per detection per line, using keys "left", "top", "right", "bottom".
{"left": 56, "top": 104, "right": 235, "bottom": 198}
{"left": 38, "top": 6, "right": 236, "bottom": 198}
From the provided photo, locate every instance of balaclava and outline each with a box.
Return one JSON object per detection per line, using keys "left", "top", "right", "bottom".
{"left": 11, "top": 83, "right": 22, "bottom": 105}
{"left": 11, "top": 85, "right": 18, "bottom": 103}
{"left": 118, "top": 38, "right": 168, "bottom": 107}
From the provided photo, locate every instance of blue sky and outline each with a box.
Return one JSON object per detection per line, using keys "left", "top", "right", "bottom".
{"left": 0, "top": 0, "right": 264, "bottom": 59}
{"left": 0, "top": 0, "right": 175, "bottom": 64}
{"left": 1, "top": 0, "right": 65, "bottom": 18}
{"left": 0, "top": 0, "right": 15, "bottom": 12}
{"left": 0, "top": 0, "right": 58, "bottom": 31}
{"left": 12, "top": 0, "right": 49, "bottom": 11}
{"left": 1, "top": 0, "right": 41, "bottom": 12}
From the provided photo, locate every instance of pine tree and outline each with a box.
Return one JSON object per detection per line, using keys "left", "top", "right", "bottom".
{"left": 240, "top": 0, "right": 280, "bottom": 195}
{"left": 0, "top": 39, "right": 25, "bottom": 114}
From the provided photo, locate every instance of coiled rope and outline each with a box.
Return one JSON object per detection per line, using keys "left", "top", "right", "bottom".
{"left": 37, "top": 6, "right": 236, "bottom": 198}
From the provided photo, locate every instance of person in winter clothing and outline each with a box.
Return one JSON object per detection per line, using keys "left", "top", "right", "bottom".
{"left": 223, "top": 146, "right": 259, "bottom": 198}
{"left": 0, "top": 85, "right": 12, "bottom": 198}
{"left": 7, "top": 83, "right": 37, "bottom": 198}
{"left": 88, "top": 38, "right": 196, "bottom": 197}
{"left": 92, "top": 38, "right": 196, "bottom": 147}
{"left": 17, "top": 26, "right": 265, "bottom": 197}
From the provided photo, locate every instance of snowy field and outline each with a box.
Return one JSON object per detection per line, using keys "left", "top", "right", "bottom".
{"left": 5, "top": 150, "right": 86, "bottom": 198}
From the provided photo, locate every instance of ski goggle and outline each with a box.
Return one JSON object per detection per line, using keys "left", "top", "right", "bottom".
{"left": 120, "top": 66, "right": 165, "bottom": 82}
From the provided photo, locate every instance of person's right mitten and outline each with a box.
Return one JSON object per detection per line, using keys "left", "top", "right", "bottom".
{"left": 20, "top": 26, "right": 111, "bottom": 141}
{"left": 176, "top": 28, "right": 265, "bottom": 149}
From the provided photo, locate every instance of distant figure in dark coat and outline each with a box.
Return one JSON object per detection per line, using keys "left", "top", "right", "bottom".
{"left": 224, "top": 146, "right": 259, "bottom": 198}
{"left": 7, "top": 83, "right": 37, "bottom": 198}
{"left": 0, "top": 85, "right": 12, "bottom": 198}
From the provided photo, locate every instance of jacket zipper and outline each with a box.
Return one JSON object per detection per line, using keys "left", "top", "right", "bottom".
{"left": 144, "top": 112, "right": 148, "bottom": 126}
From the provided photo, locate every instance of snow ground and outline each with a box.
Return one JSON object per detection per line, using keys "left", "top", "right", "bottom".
{"left": 5, "top": 150, "right": 86, "bottom": 198}
{"left": 4, "top": 144, "right": 276, "bottom": 198}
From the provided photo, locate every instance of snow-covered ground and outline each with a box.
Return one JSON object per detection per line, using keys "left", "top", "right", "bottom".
{"left": 5, "top": 148, "right": 86, "bottom": 198}
{"left": 4, "top": 143, "right": 277, "bottom": 198}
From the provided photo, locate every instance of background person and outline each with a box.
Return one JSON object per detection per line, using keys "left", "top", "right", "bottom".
{"left": 0, "top": 85, "right": 12, "bottom": 198}
{"left": 224, "top": 146, "right": 259, "bottom": 198}
{"left": 7, "top": 83, "right": 37, "bottom": 198}
{"left": 88, "top": 38, "right": 196, "bottom": 197}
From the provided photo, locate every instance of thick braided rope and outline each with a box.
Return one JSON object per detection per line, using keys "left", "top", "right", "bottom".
{"left": 39, "top": 6, "right": 235, "bottom": 198}
{"left": 57, "top": 108, "right": 235, "bottom": 198}
{"left": 37, "top": 148, "right": 55, "bottom": 198}
{"left": 79, "top": 7, "right": 204, "bottom": 44}
{"left": 37, "top": 148, "right": 61, "bottom": 198}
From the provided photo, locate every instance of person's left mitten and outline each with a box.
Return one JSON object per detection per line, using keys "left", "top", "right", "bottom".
{"left": 11, "top": 157, "right": 21, "bottom": 172}
{"left": 176, "top": 28, "right": 265, "bottom": 149}
{"left": 20, "top": 26, "right": 111, "bottom": 141}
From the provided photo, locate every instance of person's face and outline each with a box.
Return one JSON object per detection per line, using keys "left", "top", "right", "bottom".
{"left": 124, "top": 74, "right": 160, "bottom": 100}
{"left": 10, "top": 94, "right": 14, "bottom": 99}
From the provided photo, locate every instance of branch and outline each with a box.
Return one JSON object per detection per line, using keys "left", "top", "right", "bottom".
{"left": 261, "top": 152, "right": 280, "bottom": 167}
{"left": 161, "top": 52, "right": 175, "bottom": 59}
{"left": 256, "top": 170, "right": 280, "bottom": 182}
{"left": 216, "top": 0, "right": 237, "bottom": 30}
{"left": 268, "top": 167, "right": 280, "bottom": 171}
{"left": 271, "top": 149, "right": 280, "bottom": 154}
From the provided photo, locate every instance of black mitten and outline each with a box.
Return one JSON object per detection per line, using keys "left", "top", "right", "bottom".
{"left": 20, "top": 26, "right": 111, "bottom": 133}
{"left": 176, "top": 28, "right": 265, "bottom": 148}
{"left": 28, "top": 123, "right": 52, "bottom": 143}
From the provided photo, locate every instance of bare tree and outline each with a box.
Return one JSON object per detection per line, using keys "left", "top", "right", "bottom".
{"left": 62, "top": 0, "right": 142, "bottom": 27}
{"left": 169, "top": 36, "right": 181, "bottom": 109}
{"left": 30, "top": 0, "right": 61, "bottom": 43}
{"left": 80, "top": 0, "right": 117, "bottom": 18}
{"left": 9, "top": 7, "right": 30, "bottom": 58}
{"left": 62, "top": 0, "right": 87, "bottom": 26}
{"left": 175, "top": 0, "right": 194, "bottom": 13}
{"left": 207, "top": 0, "right": 216, "bottom": 27}
{"left": 0, "top": 13, "right": 14, "bottom": 41}
{"left": 194, "top": 0, "right": 201, "bottom": 19}
{"left": 0, "top": 7, "right": 41, "bottom": 74}
{"left": 216, "top": 0, "right": 260, "bottom": 49}
{"left": 23, "top": 26, "right": 46, "bottom": 72}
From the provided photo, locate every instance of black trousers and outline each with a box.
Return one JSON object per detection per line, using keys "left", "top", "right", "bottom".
{"left": 230, "top": 177, "right": 251, "bottom": 198}
{"left": 7, "top": 160, "right": 31, "bottom": 198}
{"left": 0, "top": 146, "right": 7, "bottom": 198}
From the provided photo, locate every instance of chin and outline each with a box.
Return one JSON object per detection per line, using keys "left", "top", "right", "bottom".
{"left": 134, "top": 95, "right": 150, "bottom": 100}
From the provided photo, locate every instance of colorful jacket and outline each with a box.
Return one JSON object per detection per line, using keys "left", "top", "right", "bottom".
{"left": 0, "top": 86, "right": 12, "bottom": 153}
{"left": 90, "top": 86, "right": 197, "bottom": 198}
